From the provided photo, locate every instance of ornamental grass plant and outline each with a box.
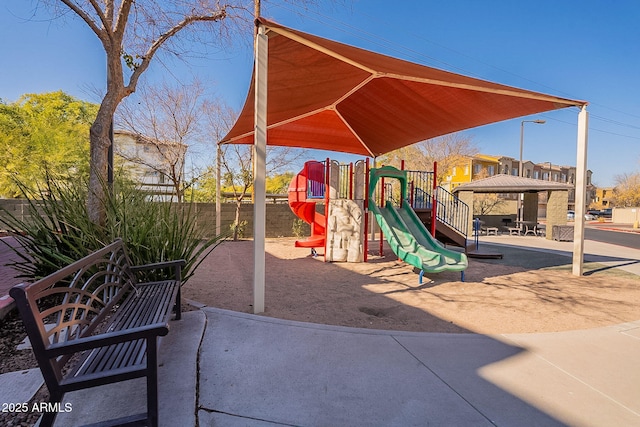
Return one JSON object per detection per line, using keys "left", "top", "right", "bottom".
{"left": 0, "top": 174, "right": 226, "bottom": 283}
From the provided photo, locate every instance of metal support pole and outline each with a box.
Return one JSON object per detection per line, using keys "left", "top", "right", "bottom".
{"left": 216, "top": 145, "right": 222, "bottom": 236}
{"left": 324, "top": 158, "right": 330, "bottom": 262}
{"left": 572, "top": 106, "right": 589, "bottom": 276}
{"left": 379, "top": 175, "right": 385, "bottom": 257}
{"left": 431, "top": 161, "right": 437, "bottom": 236}
{"left": 252, "top": 23, "right": 268, "bottom": 313}
{"left": 364, "top": 158, "right": 369, "bottom": 262}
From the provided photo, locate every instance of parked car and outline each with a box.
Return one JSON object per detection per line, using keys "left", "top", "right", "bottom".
{"left": 568, "top": 210, "right": 596, "bottom": 221}
{"left": 600, "top": 208, "right": 613, "bottom": 218}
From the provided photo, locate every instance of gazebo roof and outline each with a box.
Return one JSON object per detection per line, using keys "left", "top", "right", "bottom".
{"left": 453, "top": 175, "right": 573, "bottom": 193}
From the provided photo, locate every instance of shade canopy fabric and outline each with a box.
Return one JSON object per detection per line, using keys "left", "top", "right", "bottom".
{"left": 221, "top": 18, "right": 587, "bottom": 157}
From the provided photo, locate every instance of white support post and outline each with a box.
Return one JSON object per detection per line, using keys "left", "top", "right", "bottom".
{"left": 215, "top": 144, "right": 222, "bottom": 237}
{"left": 253, "top": 24, "right": 268, "bottom": 313}
{"left": 572, "top": 105, "right": 589, "bottom": 276}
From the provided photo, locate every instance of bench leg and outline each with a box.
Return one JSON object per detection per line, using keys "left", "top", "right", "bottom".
{"left": 38, "top": 391, "right": 63, "bottom": 427}
{"left": 175, "top": 286, "right": 182, "bottom": 321}
{"left": 147, "top": 337, "right": 160, "bottom": 427}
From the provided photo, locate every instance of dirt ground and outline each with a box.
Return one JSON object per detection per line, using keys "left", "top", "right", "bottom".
{"left": 183, "top": 238, "right": 640, "bottom": 335}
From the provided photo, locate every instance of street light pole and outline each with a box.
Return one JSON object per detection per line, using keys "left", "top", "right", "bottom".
{"left": 519, "top": 119, "right": 546, "bottom": 178}
{"left": 518, "top": 119, "right": 545, "bottom": 222}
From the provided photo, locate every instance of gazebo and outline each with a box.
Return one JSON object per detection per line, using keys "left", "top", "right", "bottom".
{"left": 453, "top": 174, "right": 574, "bottom": 238}
{"left": 220, "top": 18, "right": 589, "bottom": 313}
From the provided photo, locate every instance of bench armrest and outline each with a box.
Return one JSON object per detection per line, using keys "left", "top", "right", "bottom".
{"left": 45, "top": 322, "right": 170, "bottom": 358}
{"left": 130, "top": 259, "right": 186, "bottom": 281}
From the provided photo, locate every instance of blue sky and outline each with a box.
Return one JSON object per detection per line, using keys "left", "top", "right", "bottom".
{"left": 1, "top": 0, "right": 639, "bottom": 187}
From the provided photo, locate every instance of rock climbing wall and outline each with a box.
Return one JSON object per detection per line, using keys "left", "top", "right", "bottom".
{"left": 325, "top": 159, "right": 366, "bottom": 263}
{"left": 326, "top": 199, "right": 364, "bottom": 262}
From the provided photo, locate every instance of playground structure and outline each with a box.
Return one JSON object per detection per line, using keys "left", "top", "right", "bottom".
{"left": 288, "top": 159, "right": 366, "bottom": 263}
{"left": 288, "top": 160, "right": 469, "bottom": 278}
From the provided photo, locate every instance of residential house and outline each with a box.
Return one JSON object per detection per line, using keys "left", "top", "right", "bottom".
{"left": 113, "top": 130, "right": 187, "bottom": 201}
{"left": 442, "top": 153, "right": 595, "bottom": 217}
{"left": 444, "top": 154, "right": 502, "bottom": 191}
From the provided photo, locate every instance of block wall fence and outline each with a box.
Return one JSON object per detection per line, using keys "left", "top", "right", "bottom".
{"left": 0, "top": 200, "right": 310, "bottom": 239}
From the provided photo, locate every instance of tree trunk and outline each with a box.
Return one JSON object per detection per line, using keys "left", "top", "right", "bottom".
{"left": 233, "top": 200, "right": 242, "bottom": 241}
{"left": 88, "top": 95, "right": 119, "bottom": 226}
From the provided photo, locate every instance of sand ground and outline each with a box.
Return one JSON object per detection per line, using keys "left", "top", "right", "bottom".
{"left": 182, "top": 237, "right": 640, "bottom": 334}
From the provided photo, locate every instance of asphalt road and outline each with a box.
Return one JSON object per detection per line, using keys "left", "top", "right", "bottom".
{"left": 586, "top": 227, "right": 640, "bottom": 250}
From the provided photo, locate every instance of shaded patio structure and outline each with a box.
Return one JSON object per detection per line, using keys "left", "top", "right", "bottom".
{"left": 454, "top": 174, "right": 574, "bottom": 239}
{"left": 220, "top": 18, "right": 589, "bottom": 313}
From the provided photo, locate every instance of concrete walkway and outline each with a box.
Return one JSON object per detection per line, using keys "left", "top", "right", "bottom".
{"left": 2, "top": 230, "right": 640, "bottom": 426}
{"left": 46, "top": 307, "right": 640, "bottom": 426}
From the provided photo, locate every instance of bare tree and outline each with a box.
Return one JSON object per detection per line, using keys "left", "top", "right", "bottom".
{"left": 219, "top": 143, "right": 306, "bottom": 240}
{"left": 38, "top": 0, "right": 246, "bottom": 225}
{"left": 116, "top": 80, "right": 209, "bottom": 201}
{"left": 379, "top": 132, "right": 478, "bottom": 184}
{"left": 473, "top": 194, "right": 507, "bottom": 215}
{"left": 196, "top": 92, "right": 307, "bottom": 239}
{"left": 34, "top": 0, "right": 344, "bottom": 224}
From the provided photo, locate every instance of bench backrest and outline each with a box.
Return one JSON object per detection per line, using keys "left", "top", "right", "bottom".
{"left": 10, "top": 239, "right": 137, "bottom": 384}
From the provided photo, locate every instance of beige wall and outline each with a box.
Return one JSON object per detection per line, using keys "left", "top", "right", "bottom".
{"left": 546, "top": 190, "right": 569, "bottom": 240}
{"left": 612, "top": 208, "right": 640, "bottom": 224}
{"left": 0, "top": 200, "right": 305, "bottom": 239}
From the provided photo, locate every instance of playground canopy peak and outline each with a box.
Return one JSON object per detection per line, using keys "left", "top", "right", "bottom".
{"left": 220, "top": 17, "right": 587, "bottom": 158}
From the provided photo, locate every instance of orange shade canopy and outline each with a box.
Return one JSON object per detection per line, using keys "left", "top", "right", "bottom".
{"left": 221, "top": 18, "right": 586, "bottom": 157}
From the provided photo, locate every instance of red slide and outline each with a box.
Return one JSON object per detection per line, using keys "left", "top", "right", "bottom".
{"left": 288, "top": 161, "right": 326, "bottom": 248}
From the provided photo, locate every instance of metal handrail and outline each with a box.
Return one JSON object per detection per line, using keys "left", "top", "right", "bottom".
{"left": 435, "top": 187, "right": 469, "bottom": 236}
{"left": 405, "top": 169, "right": 468, "bottom": 237}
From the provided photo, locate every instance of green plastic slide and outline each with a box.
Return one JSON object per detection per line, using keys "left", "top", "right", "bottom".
{"left": 369, "top": 166, "right": 468, "bottom": 274}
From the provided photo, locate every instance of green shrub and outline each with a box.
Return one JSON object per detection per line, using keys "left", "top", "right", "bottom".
{"left": 230, "top": 220, "right": 248, "bottom": 239}
{"left": 292, "top": 218, "right": 306, "bottom": 238}
{"left": 0, "top": 174, "right": 227, "bottom": 283}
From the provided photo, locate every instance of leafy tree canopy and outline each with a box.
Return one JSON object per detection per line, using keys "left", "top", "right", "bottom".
{"left": 188, "top": 167, "right": 296, "bottom": 203}
{"left": 0, "top": 91, "right": 98, "bottom": 197}
{"left": 612, "top": 172, "right": 640, "bottom": 207}
{"left": 266, "top": 172, "right": 295, "bottom": 194}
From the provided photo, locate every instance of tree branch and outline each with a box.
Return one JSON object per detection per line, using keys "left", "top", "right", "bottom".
{"left": 113, "top": 0, "right": 134, "bottom": 41}
{"left": 88, "top": 0, "right": 112, "bottom": 32}
{"left": 125, "top": 9, "right": 228, "bottom": 95}
{"left": 59, "top": 0, "right": 108, "bottom": 44}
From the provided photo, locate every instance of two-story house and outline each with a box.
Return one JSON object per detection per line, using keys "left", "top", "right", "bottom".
{"left": 113, "top": 130, "right": 187, "bottom": 201}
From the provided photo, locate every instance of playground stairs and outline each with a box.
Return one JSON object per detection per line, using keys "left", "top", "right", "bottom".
{"left": 414, "top": 209, "right": 467, "bottom": 249}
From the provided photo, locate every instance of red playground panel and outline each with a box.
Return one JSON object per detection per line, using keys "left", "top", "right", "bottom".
{"left": 288, "top": 161, "right": 326, "bottom": 248}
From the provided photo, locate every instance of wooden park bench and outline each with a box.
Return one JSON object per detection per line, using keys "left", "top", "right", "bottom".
{"left": 10, "top": 238, "right": 184, "bottom": 427}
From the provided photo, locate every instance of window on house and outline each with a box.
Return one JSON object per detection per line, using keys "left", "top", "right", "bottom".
{"left": 464, "top": 165, "right": 469, "bottom": 175}
{"left": 543, "top": 172, "right": 549, "bottom": 181}
{"left": 474, "top": 164, "right": 481, "bottom": 175}
{"left": 487, "top": 165, "right": 495, "bottom": 175}
{"left": 533, "top": 170, "right": 540, "bottom": 179}
{"left": 526, "top": 170, "right": 531, "bottom": 178}
{"left": 511, "top": 167, "right": 517, "bottom": 176}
